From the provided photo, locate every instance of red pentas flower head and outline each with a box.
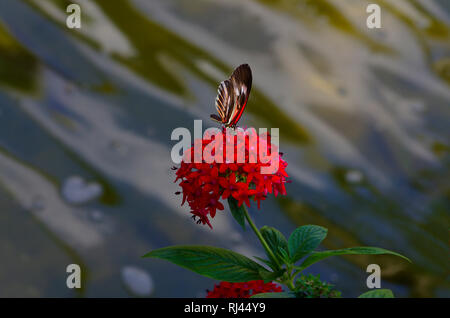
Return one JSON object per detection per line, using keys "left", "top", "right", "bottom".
{"left": 173, "top": 127, "right": 289, "bottom": 228}
{"left": 206, "top": 280, "right": 283, "bottom": 298}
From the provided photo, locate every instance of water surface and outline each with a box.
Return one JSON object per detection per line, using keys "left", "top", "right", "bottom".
{"left": 0, "top": 0, "right": 449, "bottom": 297}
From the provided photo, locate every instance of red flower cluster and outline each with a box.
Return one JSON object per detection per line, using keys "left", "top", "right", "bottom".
{"left": 206, "top": 280, "right": 283, "bottom": 298}
{"left": 174, "top": 128, "right": 288, "bottom": 227}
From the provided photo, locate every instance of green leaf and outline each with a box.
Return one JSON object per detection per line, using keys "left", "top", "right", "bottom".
{"left": 252, "top": 257, "right": 286, "bottom": 281}
{"left": 258, "top": 268, "right": 286, "bottom": 281}
{"left": 358, "top": 289, "right": 394, "bottom": 298}
{"left": 253, "top": 256, "right": 277, "bottom": 271}
{"left": 288, "top": 225, "right": 328, "bottom": 263}
{"left": 260, "top": 226, "right": 289, "bottom": 264}
{"left": 143, "top": 245, "right": 272, "bottom": 282}
{"left": 251, "top": 292, "right": 296, "bottom": 298}
{"left": 298, "top": 247, "right": 411, "bottom": 271}
{"left": 228, "top": 197, "right": 246, "bottom": 230}
{"left": 278, "top": 247, "right": 291, "bottom": 264}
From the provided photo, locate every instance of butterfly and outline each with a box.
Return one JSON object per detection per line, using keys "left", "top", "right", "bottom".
{"left": 210, "top": 64, "right": 252, "bottom": 128}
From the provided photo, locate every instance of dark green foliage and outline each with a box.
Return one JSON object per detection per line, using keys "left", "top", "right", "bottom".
{"left": 294, "top": 274, "right": 342, "bottom": 298}
{"left": 359, "top": 289, "right": 394, "bottom": 298}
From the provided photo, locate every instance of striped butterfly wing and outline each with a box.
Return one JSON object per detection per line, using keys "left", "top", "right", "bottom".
{"left": 227, "top": 64, "right": 252, "bottom": 127}
{"left": 210, "top": 64, "right": 252, "bottom": 128}
{"left": 211, "top": 79, "right": 234, "bottom": 124}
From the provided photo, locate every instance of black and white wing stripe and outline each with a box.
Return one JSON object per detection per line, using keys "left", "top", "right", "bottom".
{"left": 210, "top": 64, "right": 252, "bottom": 127}
{"left": 212, "top": 79, "right": 234, "bottom": 123}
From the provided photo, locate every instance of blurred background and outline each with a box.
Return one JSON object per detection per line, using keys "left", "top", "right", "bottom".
{"left": 0, "top": 0, "right": 448, "bottom": 297}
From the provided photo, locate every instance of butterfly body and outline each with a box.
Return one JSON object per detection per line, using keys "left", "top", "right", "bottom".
{"left": 210, "top": 64, "right": 252, "bottom": 128}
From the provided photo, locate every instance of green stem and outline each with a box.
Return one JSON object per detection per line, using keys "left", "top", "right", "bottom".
{"left": 276, "top": 274, "right": 296, "bottom": 291}
{"left": 286, "top": 279, "right": 296, "bottom": 291}
{"left": 241, "top": 205, "right": 281, "bottom": 269}
{"left": 292, "top": 268, "right": 302, "bottom": 278}
{"left": 239, "top": 204, "right": 297, "bottom": 291}
{"left": 279, "top": 266, "right": 296, "bottom": 291}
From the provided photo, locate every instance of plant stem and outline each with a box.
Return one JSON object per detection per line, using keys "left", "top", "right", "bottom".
{"left": 276, "top": 274, "right": 296, "bottom": 291}
{"left": 240, "top": 204, "right": 297, "bottom": 291}
{"left": 286, "top": 279, "right": 296, "bottom": 291}
{"left": 241, "top": 205, "right": 281, "bottom": 269}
